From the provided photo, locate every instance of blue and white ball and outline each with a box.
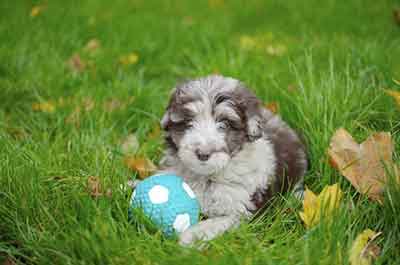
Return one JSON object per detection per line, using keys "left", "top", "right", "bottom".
{"left": 130, "top": 174, "right": 200, "bottom": 236}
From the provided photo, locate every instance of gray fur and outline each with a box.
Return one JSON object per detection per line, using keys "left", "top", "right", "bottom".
{"left": 157, "top": 75, "right": 308, "bottom": 246}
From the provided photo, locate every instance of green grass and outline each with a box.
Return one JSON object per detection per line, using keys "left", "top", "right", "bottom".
{"left": 1, "top": 0, "right": 400, "bottom": 264}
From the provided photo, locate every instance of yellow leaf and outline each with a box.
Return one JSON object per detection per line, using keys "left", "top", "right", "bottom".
{"left": 119, "top": 53, "right": 139, "bottom": 65}
{"left": 327, "top": 128, "right": 396, "bottom": 202}
{"left": 349, "top": 229, "right": 381, "bottom": 265}
{"left": 121, "top": 134, "right": 140, "bottom": 155}
{"left": 30, "top": 5, "right": 44, "bottom": 17}
{"left": 32, "top": 101, "right": 56, "bottom": 113}
{"left": 239, "top": 35, "right": 258, "bottom": 50}
{"left": 148, "top": 124, "right": 161, "bottom": 139}
{"left": 66, "top": 53, "right": 86, "bottom": 73}
{"left": 264, "top": 102, "right": 279, "bottom": 114}
{"left": 266, "top": 44, "right": 287, "bottom": 56}
{"left": 385, "top": 89, "right": 400, "bottom": 107}
{"left": 124, "top": 156, "right": 157, "bottom": 179}
{"left": 299, "top": 184, "right": 343, "bottom": 229}
{"left": 83, "top": 38, "right": 101, "bottom": 54}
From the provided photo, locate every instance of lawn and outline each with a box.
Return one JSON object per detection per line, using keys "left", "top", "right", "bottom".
{"left": 1, "top": 0, "right": 400, "bottom": 264}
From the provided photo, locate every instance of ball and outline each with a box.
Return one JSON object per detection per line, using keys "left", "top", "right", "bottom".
{"left": 129, "top": 174, "right": 200, "bottom": 236}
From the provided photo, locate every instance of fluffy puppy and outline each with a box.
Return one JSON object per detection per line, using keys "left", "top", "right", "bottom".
{"left": 158, "top": 75, "right": 307, "bottom": 246}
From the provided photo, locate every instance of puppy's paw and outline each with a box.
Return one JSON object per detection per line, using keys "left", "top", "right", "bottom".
{"left": 179, "top": 229, "right": 197, "bottom": 246}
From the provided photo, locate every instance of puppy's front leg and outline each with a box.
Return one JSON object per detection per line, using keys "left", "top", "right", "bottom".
{"left": 179, "top": 215, "right": 240, "bottom": 246}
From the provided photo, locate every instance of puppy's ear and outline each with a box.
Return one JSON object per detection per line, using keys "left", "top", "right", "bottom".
{"left": 160, "top": 87, "right": 185, "bottom": 130}
{"left": 236, "top": 85, "right": 263, "bottom": 142}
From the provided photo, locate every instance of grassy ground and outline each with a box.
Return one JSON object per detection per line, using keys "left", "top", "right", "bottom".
{"left": 1, "top": 0, "right": 400, "bottom": 264}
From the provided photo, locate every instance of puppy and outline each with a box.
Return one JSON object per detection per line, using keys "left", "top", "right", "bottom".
{"left": 158, "top": 75, "right": 307, "bottom": 246}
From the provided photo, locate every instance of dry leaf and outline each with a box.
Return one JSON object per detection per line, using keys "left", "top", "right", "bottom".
{"left": 124, "top": 156, "right": 157, "bottom": 179}
{"left": 299, "top": 183, "right": 343, "bottom": 229}
{"left": 84, "top": 39, "right": 100, "bottom": 54}
{"left": 82, "top": 97, "right": 95, "bottom": 112}
{"left": 349, "top": 229, "right": 381, "bottom": 265}
{"left": 266, "top": 44, "right": 287, "bottom": 56}
{"left": 67, "top": 53, "right": 86, "bottom": 73}
{"left": 148, "top": 124, "right": 161, "bottom": 139}
{"left": 239, "top": 35, "right": 258, "bottom": 50}
{"left": 182, "top": 16, "right": 195, "bottom": 26}
{"left": 287, "top": 84, "right": 297, "bottom": 92}
{"left": 65, "top": 106, "right": 81, "bottom": 127}
{"left": 87, "top": 176, "right": 103, "bottom": 198}
{"left": 32, "top": 101, "right": 56, "bottom": 113}
{"left": 30, "top": 5, "right": 45, "bottom": 17}
{"left": 103, "top": 99, "right": 124, "bottom": 112}
{"left": 385, "top": 89, "right": 400, "bottom": 107}
{"left": 2, "top": 256, "right": 16, "bottom": 265}
{"left": 119, "top": 53, "right": 139, "bottom": 65}
{"left": 327, "top": 128, "right": 397, "bottom": 202}
{"left": 264, "top": 102, "right": 279, "bottom": 114}
{"left": 121, "top": 133, "right": 140, "bottom": 155}
{"left": 394, "top": 9, "right": 400, "bottom": 26}
{"left": 87, "top": 176, "right": 111, "bottom": 198}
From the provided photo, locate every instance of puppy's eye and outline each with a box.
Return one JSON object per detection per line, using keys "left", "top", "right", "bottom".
{"left": 174, "top": 120, "right": 192, "bottom": 131}
{"left": 217, "top": 120, "right": 230, "bottom": 131}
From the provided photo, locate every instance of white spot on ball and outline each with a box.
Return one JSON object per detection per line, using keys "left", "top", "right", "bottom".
{"left": 148, "top": 185, "right": 169, "bottom": 204}
{"left": 173, "top": 213, "right": 191, "bottom": 233}
{"left": 182, "top": 182, "right": 196, "bottom": 198}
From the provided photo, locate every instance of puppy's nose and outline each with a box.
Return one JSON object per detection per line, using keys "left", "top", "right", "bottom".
{"left": 195, "top": 149, "right": 210, "bottom": 161}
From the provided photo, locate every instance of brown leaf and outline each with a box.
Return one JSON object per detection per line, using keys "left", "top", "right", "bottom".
{"left": 148, "top": 124, "right": 161, "bottom": 139}
{"left": 124, "top": 156, "right": 157, "bottom": 179}
{"left": 82, "top": 97, "right": 95, "bottom": 112}
{"left": 87, "top": 176, "right": 111, "bottom": 198}
{"left": 327, "top": 128, "right": 397, "bottom": 202}
{"left": 84, "top": 39, "right": 100, "bottom": 54}
{"left": 103, "top": 99, "right": 124, "bottom": 112}
{"left": 2, "top": 256, "right": 16, "bottom": 265}
{"left": 264, "top": 102, "right": 279, "bottom": 114}
{"left": 121, "top": 133, "right": 140, "bottom": 155}
{"left": 394, "top": 9, "right": 400, "bottom": 26}
{"left": 67, "top": 53, "right": 86, "bottom": 73}
{"left": 287, "top": 84, "right": 297, "bottom": 92}
{"left": 65, "top": 106, "right": 81, "bottom": 127}
{"left": 349, "top": 229, "right": 382, "bottom": 265}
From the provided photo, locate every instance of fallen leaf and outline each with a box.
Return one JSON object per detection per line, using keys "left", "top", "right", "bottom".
{"left": 385, "top": 89, "right": 400, "bottom": 107}
{"left": 124, "top": 156, "right": 157, "bottom": 179}
{"left": 148, "top": 124, "right": 161, "bottom": 139}
{"left": 103, "top": 99, "right": 124, "bottom": 112}
{"left": 349, "top": 229, "right": 382, "bottom": 265}
{"left": 119, "top": 53, "right": 139, "bottom": 66}
{"left": 2, "top": 256, "right": 16, "bottom": 265}
{"left": 121, "top": 133, "right": 140, "bottom": 155}
{"left": 32, "top": 101, "right": 56, "bottom": 113}
{"left": 208, "top": 0, "right": 224, "bottom": 8}
{"left": 327, "top": 128, "right": 397, "bottom": 202}
{"left": 82, "top": 97, "right": 95, "bottom": 112}
{"left": 65, "top": 106, "right": 81, "bottom": 127}
{"left": 182, "top": 16, "right": 195, "bottom": 26}
{"left": 287, "top": 84, "right": 297, "bottom": 92}
{"left": 264, "top": 102, "right": 279, "bottom": 114}
{"left": 87, "top": 176, "right": 112, "bottom": 198}
{"left": 266, "top": 44, "right": 287, "bottom": 56}
{"left": 87, "top": 176, "right": 103, "bottom": 198}
{"left": 394, "top": 9, "right": 400, "bottom": 26}
{"left": 299, "top": 183, "right": 343, "bottom": 229}
{"left": 67, "top": 53, "right": 86, "bottom": 73}
{"left": 30, "top": 5, "right": 45, "bottom": 17}
{"left": 84, "top": 39, "right": 101, "bottom": 53}
{"left": 239, "top": 35, "right": 258, "bottom": 50}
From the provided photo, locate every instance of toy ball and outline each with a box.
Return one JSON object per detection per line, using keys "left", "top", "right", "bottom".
{"left": 130, "top": 174, "right": 200, "bottom": 236}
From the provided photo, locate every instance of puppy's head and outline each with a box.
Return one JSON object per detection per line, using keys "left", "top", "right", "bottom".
{"left": 161, "top": 75, "right": 263, "bottom": 177}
